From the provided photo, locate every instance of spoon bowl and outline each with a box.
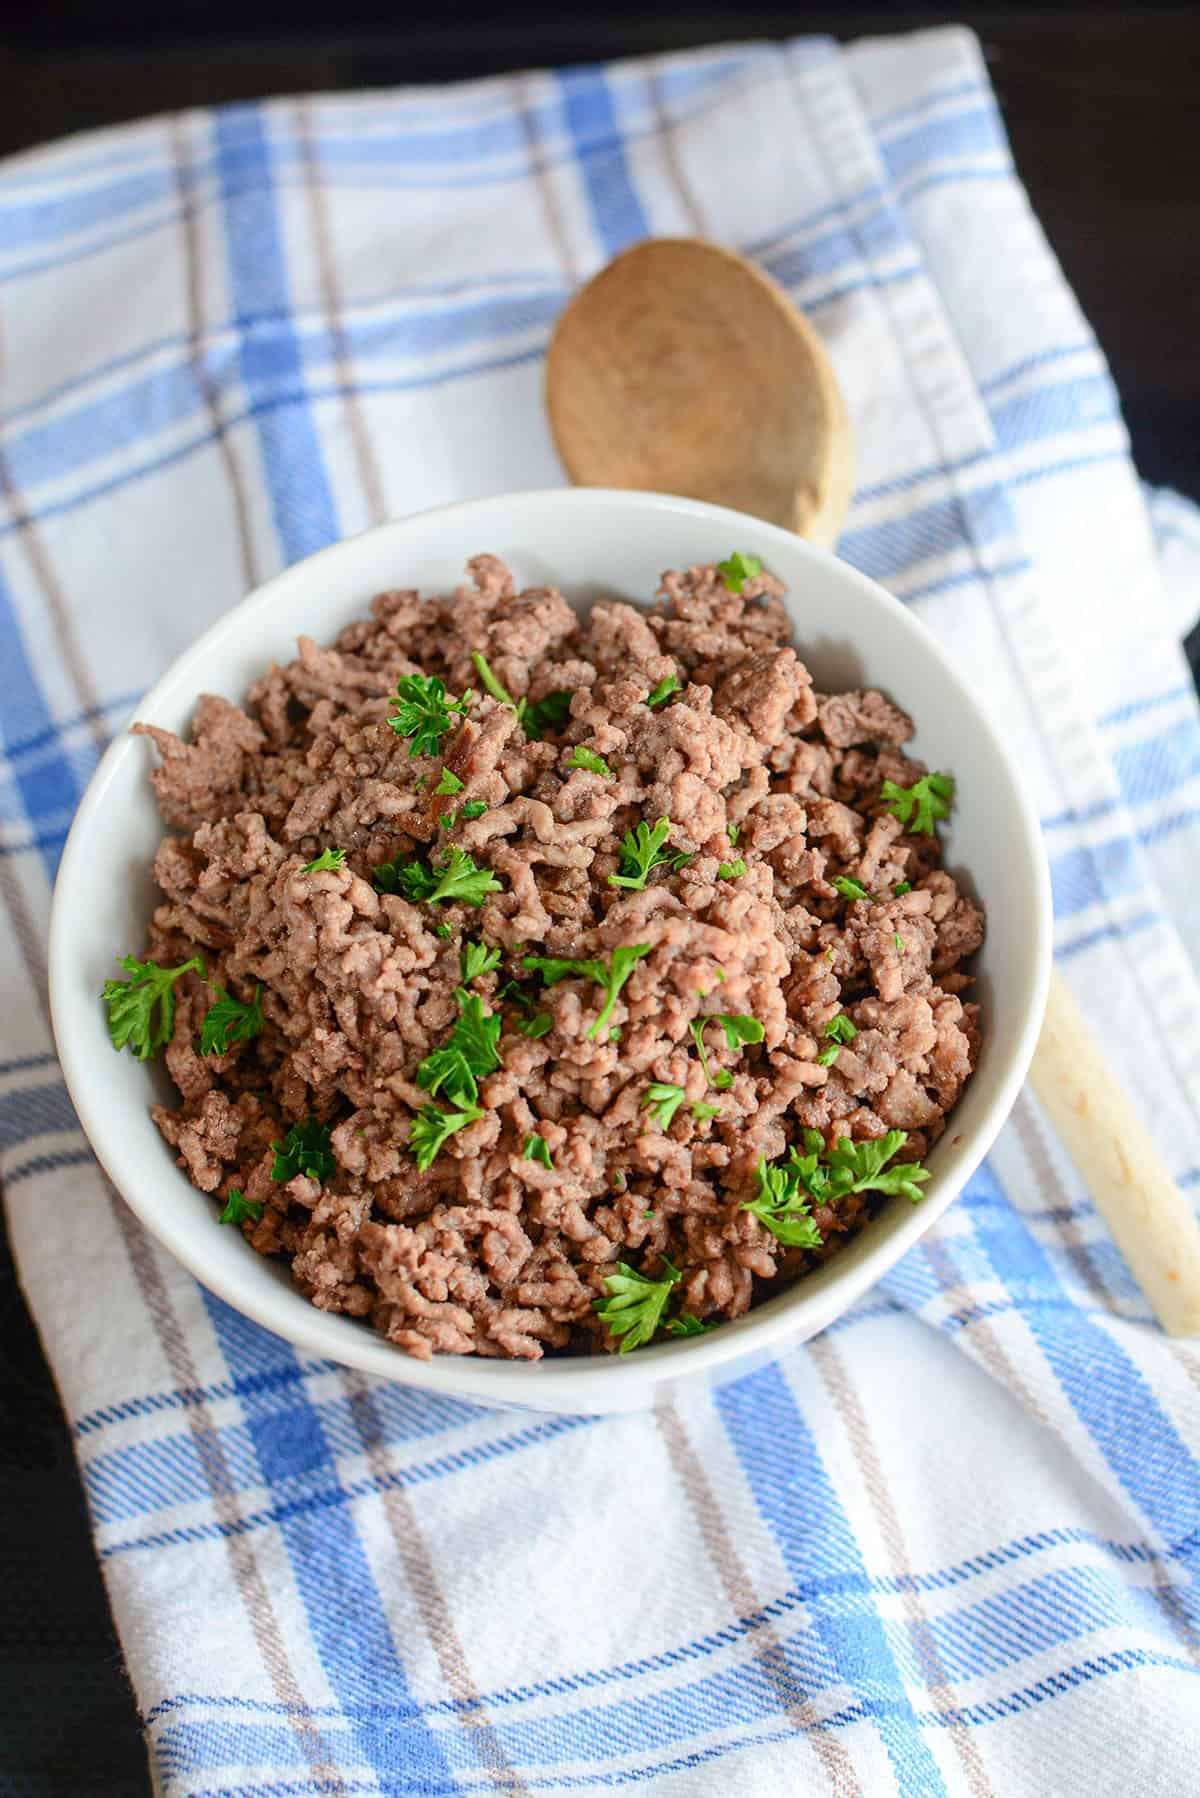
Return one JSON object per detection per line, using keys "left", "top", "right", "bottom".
{"left": 546, "top": 238, "right": 856, "bottom": 548}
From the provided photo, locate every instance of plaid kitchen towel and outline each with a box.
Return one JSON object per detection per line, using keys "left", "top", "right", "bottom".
{"left": 2, "top": 24, "right": 1199, "bottom": 1797}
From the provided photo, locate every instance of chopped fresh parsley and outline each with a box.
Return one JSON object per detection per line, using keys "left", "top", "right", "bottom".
{"left": 199, "top": 982, "right": 264, "bottom": 1057}
{"left": 458, "top": 800, "right": 489, "bottom": 822}
{"left": 388, "top": 673, "right": 472, "bottom": 759}
{"left": 642, "top": 1081, "right": 687, "bottom": 1129}
{"left": 813, "top": 1129, "right": 929, "bottom": 1205}
{"left": 380, "top": 847, "right": 502, "bottom": 907}
{"left": 824, "top": 1013, "right": 858, "bottom": 1044}
{"left": 435, "top": 921, "right": 454, "bottom": 939}
{"left": 881, "top": 772, "right": 955, "bottom": 836}
{"left": 716, "top": 1014, "right": 765, "bottom": 1051}
{"left": 460, "top": 940, "right": 502, "bottom": 983}
{"left": 669, "top": 850, "right": 695, "bottom": 872}
{"left": 102, "top": 953, "right": 206, "bottom": 1061}
{"left": 690, "top": 1018, "right": 732, "bottom": 1090}
{"left": 568, "top": 746, "right": 612, "bottom": 777}
{"left": 434, "top": 768, "right": 464, "bottom": 796}
{"left": 609, "top": 817, "right": 673, "bottom": 891}
{"left": 893, "top": 880, "right": 913, "bottom": 897}
{"left": 816, "top": 1046, "right": 840, "bottom": 1067}
{"left": 523, "top": 691, "right": 574, "bottom": 739}
{"left": 832, "top": 875, "right": 873, "bottom": 903}
{"left": 470, "top": 652, "right": 573, "bottom": 740}
{"left": 219, "top": 1188, "right": 262, "bottom": 1226}
{"left": 407, "top": 985, "right": 503, "bottom": 1167}
{"left": 665, "top": 1312, "right": 716, "bottom": 1337}
{"left": 517, "top": 1011, "right": 553, "bottom": 1039}
{"left": 716, "top": 551, "right": 763, "bottom": 594}
{"left": 645, "top": 674, "right": 681, "bottom": 709}
{"left": 727, "top": 823, "right": 741, "bottom": 846}
{"left": 523, "top": 943, "right": 652, "bottom": 1040}
{"left": 271, "top": 1117, "right": 336, "bottom": 1185}
{"left": 595, "top": 1258, "right": 682, "bottom": 1353}
{"left": 742, "top": 1156, "right": 824, "bottom": 1249}
{"left": 894, "top": 933, "right": 905, "bottom": 953}
{"left": 690, "top": 1012, "right": 762, "bottom": 1089}
{"left": 302, "top": 847, "right": 346, "bottom": 874}
{"left": 416, "top": 987, "right": 502, "bottom": 1105}
{"left": 371, "top": 854, "right": 409, "bottom": 895}
{"left": 691, "top": 1100, "right": 721, "bottom": 1120}
{"left": 746, "top": 1127, "right": 930, "bottom": 1239}
{"left": 471, "top": 650, "right": 514, "bottom": 707}
{"left": 410, "top": 1101, "right": 483, "bottom": 1171}
{"left": 523, "top": 1133, "right": 553, "bottom": 1168}
{"left": 717, "top": 858, "right": 747, "bottom": 880}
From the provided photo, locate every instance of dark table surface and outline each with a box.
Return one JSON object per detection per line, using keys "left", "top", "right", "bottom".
{"left": 1, "top": 8, "right": 1198, "bottom": 1791}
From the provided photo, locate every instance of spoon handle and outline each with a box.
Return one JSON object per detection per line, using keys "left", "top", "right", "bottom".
{"left": 1028, "top": 967, "right": 1200, "bottom": 1336}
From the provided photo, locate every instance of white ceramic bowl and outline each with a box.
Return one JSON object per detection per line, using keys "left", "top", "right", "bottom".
{"left": 50, "top": 489, "right": 1050, "bottom": 1413}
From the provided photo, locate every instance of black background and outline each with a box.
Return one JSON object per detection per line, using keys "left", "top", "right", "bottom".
{"left": 1, "top": 4, "right": 1198, "bottom": 1791}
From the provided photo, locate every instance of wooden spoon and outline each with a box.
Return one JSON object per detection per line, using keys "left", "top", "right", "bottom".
{"left": 546, "top": 235, "right": 1200, "bottom": 1337}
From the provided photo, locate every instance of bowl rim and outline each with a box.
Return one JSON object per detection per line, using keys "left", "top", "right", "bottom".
{"left": 49, "top": 487, "right": 1051, "bottom": 1404}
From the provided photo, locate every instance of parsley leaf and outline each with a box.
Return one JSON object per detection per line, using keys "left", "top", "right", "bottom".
{"left": 460, "top": 940, "right": 502, "bottom": 983}
{"left": 894, "top": 933, "right": 905, "bottom": 952}
{"left": 518, "top": 1011, "right": 553, "bottom": 1039}
{"left": 642, "top": 1082, "right": 687, "bottom": 1129}
{"left": 727, "top": 822, "right": 741, "bottom": 846}
{"left": 645, "top": 674, "right": 681, "bottom": 709}
{"left": 416, "top": 1043, "right": 480, "bottom": 1103}
{"left": 716, "top": 1014, "right": 765, "bottom": 1050}
{"left": 832, "top": 875, "right": 873, "bottom": 903}
{"left": 595, "top": 1258, "right": 682, "bottom": 1353}
{"left": 757, "top": 1128, "right": 930, "bottom": 1224}
{"left": 716, "top": 551, "right": 763, "bottom": 594}
{"left": 219, "top": 1188, "right": 262, "bottom": 1226}
{"left": 383, "top": 847, "right": 502, "bottom": 907}
{"left": 816, "top": 1046, "right": 839, "bottom": 1067}
{"left": 893, "top": 880, "right": 913, "bottom": 897}
{"left": 388, "top": 673, "right": 471, "bottom": 758}
{"left": 435, "top": 921, "right": 454, "bottom": 939}
{"left": 523, "top": 944, "right": 652, "bottom": 1040}
{"left": 609, "top": 817, "right": 673, "bottom": 891}
{"left": 303, "top": 847, "right": 346, "bottom": 874}
{"left": 372, "top": 854, "right": 412, "bottom": 895}
{"left": 569, "top": 746, "right": 612, "bottom": 777}
{"left": 428, "top": 847, "right": 502, "bottom": 906}
{"left": 458, "top": 800, "right": 488, "bottom": 822}
{"left": 102, "top": 953, "right": 206, "bottom": 1061}
{"left": 416, "top": 987, "right": 502, "bottom": 1105}
{"left": 523, "top": 690, "right": 574, "bottom": 739}
{"left": 523, "top": 1133, "right": 553, "bottom": 1168}
{"left": 665, "top": 1312, "right": 716, "bottom": 1337}
{"left": 690, "top": 1013, "right": 762, "bottom": 1090}
{"left": 742, "top": 1156, "right": 824, "bottom": 1249}
{"left": 880, "top": 771, "right": 955, "bottom": 836}
{"left": 435, "top": 768, "right": 464, "bottom": 796}
{"left": 271, "top": 1117, "right": 336, "bottom": 1184}
{"left": 691, "top": 1100, "right": 721, "bottom": 1120}
{"left": 824, "top": 1013, "right": 857, "bottom": 1044}
{"left": 410, "top": 1101, "right": 483, "bottom": 1171}
{"left": 470, "top": 652, "right": 573, "bottom": 740}
{"left": 717, "top": 858, "right": 746, "bottom": 880}
{"left": 199, "top": 983, "right": 264, "bottom": 1057}
{"left": 815, "top": 1130, "right": 930, "bottom": 1205}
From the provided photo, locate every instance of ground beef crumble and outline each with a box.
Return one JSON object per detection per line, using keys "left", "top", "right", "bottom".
{"left": 133, "top": 556, "right": 985, "bottom": 1360}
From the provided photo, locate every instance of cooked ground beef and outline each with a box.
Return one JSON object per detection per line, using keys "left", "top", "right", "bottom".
{"left": 133, "top": 556, "right": 984, "bottom": 1361}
